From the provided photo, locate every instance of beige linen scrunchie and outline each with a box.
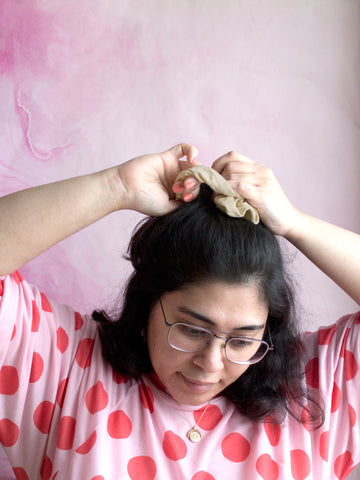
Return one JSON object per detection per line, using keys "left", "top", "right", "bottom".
{"left": 175, "top": 164, "right": 260, "bottom": 224}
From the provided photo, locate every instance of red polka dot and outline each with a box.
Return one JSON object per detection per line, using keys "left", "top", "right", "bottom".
{"left": 221, "top": 432, "right": 251, "bottom": 463}
{"left": 57, "top": 416, "right": 76, "bottom": 450}
{"left": 75, "top": 338, "right": 95, "bottom": 369}
{"left": 163, "top": 430, "right": 187, "bottom": 461}
{"left": 31, "top": 301, "right": 40, "bottom": 332}
{"left": 0, "top": 365, "right": 19, "bottom": 395}
{"left": 264, "top": 417, "right": 281, "bottom": 446}
{"left": 30, "top": 352, "right": 44, "bottom": 383}
{"left": 331, "top": 382, "right": 341, "bottom": 413}
{"left": 113, "top": 370, "right": 130, "bottom": 384}
{"left": 86, "top": 381, "right": 109, "bottom": 414}
{"left": 290, "top": 449, "right": 311, "bottom": 480}
{"left": 0, "top": 279, "right": 3, "bottom": 296}
{"left": 349, "top": 404, "right": 356, "bottom": 427}
{"left": 256, "top": 454, "right": 279, "bottom": 480}
{"left": 305, "top": 358, "right": 319, "bottom": 389}
{"left": 33, "top": 401, "right": 55, "bottom": 434}
{"left": 56, "top": 378, "right": 69, "bottom": 408}
{"left": 40, "top": 455, "right": 52, "bottom": 480}
{"left": 13, "top": 271, "right": 24, "bottom": 284}
{"left": 13, "top": 467, "right": 30, "bottom": 480}
{"left": 127, "top": 456, "right": 157, "bottom": 480}
{"left": 76, "top": 431, "right": 97, "bottom": 454}
{"left": 139, "top": 384, "right": 154, "bottom": 413}
{"left": 107, "top": 410, "right": 132, "bottom": 439}
{"left": 318, "top": 325, "right": 337, "bottom": 345}
{"left": 56, "top": 327, "right": 69, "bottom": 354}
{"left": 191, "top": 472, "right": 215, "bottom": 480}
{"left": 74, "top": 312, "right": 84, "bottom": 330}
{"left": 334, "top": 451, "right": 355, "bottom": 480}
{"left": 40, "top": 293, "right": 52, "bottom": 312}
{"left": 194, "top": 404, "right": 222, "bottom": 430}
{"left": 90, "top": 476, "right": 105, "bottom": 480}
{"left": 343, "top": 350, "right": 358, "bottom": 381}
{"left": 0, "top": 418, "right": 19, "bottom": 446}
{"left": 11, "top": 324, "right": 16, "bottom": 341}
{"left": 319, "top": 430, "right": 329, "bottom": 461}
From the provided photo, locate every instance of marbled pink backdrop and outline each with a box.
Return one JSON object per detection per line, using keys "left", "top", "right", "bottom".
{"left": 0, "top": 1, "right": 359, "bottom": 478}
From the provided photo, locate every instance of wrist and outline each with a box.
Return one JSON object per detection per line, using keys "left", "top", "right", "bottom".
{"left": 99, "top": 166, "right": 129, "bottom": 213}
{"left": 283, "top": 210, "right": 310, "bottom": 246}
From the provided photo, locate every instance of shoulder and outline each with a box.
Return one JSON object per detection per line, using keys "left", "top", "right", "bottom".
{"left": 301, "top": 312, "right": 360, "bottom": 393}
{"left": 302, "top": 312, "right": 360, "bottom": 357}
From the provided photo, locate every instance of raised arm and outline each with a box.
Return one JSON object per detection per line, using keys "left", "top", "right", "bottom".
{"left": 0, "top": 143, "right": 198, "bottom": 276}
{"left": 211, "top": 152, "right": 360, "bottom": 305}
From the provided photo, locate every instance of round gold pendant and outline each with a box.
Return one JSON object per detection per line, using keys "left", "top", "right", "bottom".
{"left": 187, "top": 428, "right": 201, "bottom": 443}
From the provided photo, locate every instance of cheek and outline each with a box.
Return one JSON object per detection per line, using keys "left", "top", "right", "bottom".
{"left": 226, "top": 364, "right": 250, "bottom": 384}
{"left": 146, "top": 317, "right": 173, "bottom": 366}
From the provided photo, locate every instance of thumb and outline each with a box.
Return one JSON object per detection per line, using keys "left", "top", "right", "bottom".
{"left": 167, "top": 143, "right": 198, "bottom": 164}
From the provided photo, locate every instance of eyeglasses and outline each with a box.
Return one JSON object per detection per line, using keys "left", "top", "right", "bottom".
{"left": 159, "top": 298, "right": 274, "bottom": 365}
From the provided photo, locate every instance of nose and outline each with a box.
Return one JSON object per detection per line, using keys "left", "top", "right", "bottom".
{"left": 193, "top": 337, "right": 226, "bottom": 373}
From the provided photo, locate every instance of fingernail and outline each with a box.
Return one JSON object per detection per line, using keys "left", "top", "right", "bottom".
{"left": 184, "top": 179, "right": 197, "bottom": 190}
{"left": 172, "top": 183, "right": 184, "bottom": 194}
{"left": 183, "top": 193, "right": 193, "bottom": 202}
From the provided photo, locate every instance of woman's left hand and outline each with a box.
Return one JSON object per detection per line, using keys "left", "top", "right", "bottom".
{"left": 207, "top": 151, "right": 301, "bottom": 237}
{"left": 175, "top": 150, "right": 360, "bottom": 304}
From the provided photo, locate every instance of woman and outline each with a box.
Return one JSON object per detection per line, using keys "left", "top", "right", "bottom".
{"left": 0, "top": 144, "right": 359, "bottom": 479}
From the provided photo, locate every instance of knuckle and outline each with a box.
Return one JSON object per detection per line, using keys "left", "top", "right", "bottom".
{"left": 227, "top": 150, "right": 239, "bottom": 161}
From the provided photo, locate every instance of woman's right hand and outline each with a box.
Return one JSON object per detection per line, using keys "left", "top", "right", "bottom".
{"left": 0, "top": 143, "right": 198, "bottom": 275}
{"left": 114, "top": 143, "right": 198, "bottom": 216}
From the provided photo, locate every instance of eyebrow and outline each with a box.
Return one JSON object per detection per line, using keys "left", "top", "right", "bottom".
{"left": 177, "top": 306, "right": 266, "bottom": 332}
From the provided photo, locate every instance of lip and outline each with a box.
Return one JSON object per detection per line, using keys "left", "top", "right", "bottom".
{"left": 180, "top": 373, "right": 217, "bottom": 393}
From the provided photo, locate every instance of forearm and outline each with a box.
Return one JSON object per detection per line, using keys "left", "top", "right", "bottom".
{"left": 0, "top": 168, "right": 120, "bottom": 275}
{"left": 285, "top": 211, "right": 360, "bottom": 305}
{"left": 0, "top": 144, "right": 198, "bottom": 276}
{"left": 209, "top": 152, "right": 360, "bottom": 305}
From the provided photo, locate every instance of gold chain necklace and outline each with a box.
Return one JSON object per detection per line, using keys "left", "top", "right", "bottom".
{"left": 185, "top": 403, "right": 211, "bottom": 443}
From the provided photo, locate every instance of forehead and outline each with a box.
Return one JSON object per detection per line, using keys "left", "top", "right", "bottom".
{"left": 162, "top": 280, "right": 268, "bottom": 330}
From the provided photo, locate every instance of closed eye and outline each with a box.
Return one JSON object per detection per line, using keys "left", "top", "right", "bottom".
{"left": 178, "top": 324, "right": 209, "bottom": 338}
{"left": 228, "top": 338, "right": 258, "bottom": 349}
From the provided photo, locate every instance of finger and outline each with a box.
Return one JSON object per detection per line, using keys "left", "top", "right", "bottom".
{"left": 217, "top": 162, "right": 258, "bottom": 182}
{"left": 167, "top": 143, "right": 199, "bottom": 164}
{"left": 172, "top": 175, "right": 200, "bottom": 201}
{"left": 233, "top": 182, "right": 259, "bottom": 206}
{"left": 180, "top": 183, "right": 201, "bottom": 203}
{"left": 226, "top": 178, "right": 260, "bottom": 199}
{"left": 212, "top": 151, "right": 255, "bottom": 173}
{"left": 183, "top": 180, "right": 200, "bottom": 202}
{"left": 184, "top": 176, "right": 198, "bottom": 190}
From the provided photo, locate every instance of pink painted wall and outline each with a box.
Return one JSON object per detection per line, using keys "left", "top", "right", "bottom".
{"left": 0, "top": 1, "right": 359, "bottom": 478}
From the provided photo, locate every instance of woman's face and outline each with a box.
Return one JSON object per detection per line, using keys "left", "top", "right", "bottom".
{"left": 146, "top": 280, "right": 269, "bottom": 405}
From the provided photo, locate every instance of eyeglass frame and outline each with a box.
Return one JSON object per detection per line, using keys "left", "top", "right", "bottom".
{"left": 159, "top": 297, "right": 274, "bottom": 365}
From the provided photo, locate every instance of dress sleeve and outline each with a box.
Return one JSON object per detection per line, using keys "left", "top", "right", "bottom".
{"left": 302, "top": 312, "right": 360, "bottom": 472}
{"left": 0, "top": 271, "right": 97, "bottom": 474}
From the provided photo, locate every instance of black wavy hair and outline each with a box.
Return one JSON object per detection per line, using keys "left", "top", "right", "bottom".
{"left": 93, "top": 185, "right": 323, "bottom": 425}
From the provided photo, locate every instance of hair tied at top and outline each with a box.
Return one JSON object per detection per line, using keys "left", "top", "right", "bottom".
{"left": 175, "top": 164, "right": 260, "bottom": 224}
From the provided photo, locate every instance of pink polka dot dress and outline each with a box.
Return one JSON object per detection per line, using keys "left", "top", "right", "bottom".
{"left": 0, "top": 272, "right": 360, "bottom": 479}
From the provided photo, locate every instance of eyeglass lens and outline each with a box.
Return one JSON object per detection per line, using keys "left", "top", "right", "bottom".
{"left": 168, "top": 323, "right": 268, "bottom": 364}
